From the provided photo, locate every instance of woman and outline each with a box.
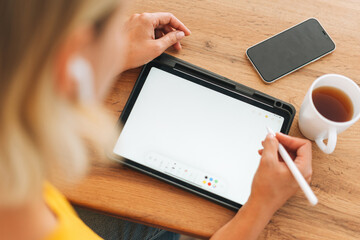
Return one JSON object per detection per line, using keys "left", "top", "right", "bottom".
{"left": 0, "top": 0, "right": 312, "bottom": 239}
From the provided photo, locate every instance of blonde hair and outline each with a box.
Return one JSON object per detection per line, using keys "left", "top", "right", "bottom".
{"left": 0, "top": 0, "right": 120, "bottom": 205}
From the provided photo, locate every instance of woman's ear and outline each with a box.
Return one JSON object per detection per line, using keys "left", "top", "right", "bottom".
{"left": 54, "top": 26, "right": 94, "bottom": 100}
{"left": 68, "top": 56, "right": 94, "bottom": 103}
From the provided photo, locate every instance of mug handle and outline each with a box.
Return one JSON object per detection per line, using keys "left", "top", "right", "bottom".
{"left": 315, "top": 128, "right": 337, "bottom": 154}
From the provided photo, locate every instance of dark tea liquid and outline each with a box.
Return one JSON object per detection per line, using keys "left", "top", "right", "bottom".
{"left": 312, "top": 86, "right": 354, "bottom": 122}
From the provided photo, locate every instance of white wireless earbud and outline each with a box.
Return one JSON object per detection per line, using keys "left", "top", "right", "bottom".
{"left": 68, "top": 56, "right": 94, "bottom": 103}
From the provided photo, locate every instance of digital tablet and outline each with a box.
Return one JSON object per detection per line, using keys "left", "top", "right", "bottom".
{"left": 110, "top": 54, "right": 295, "bottom": 209}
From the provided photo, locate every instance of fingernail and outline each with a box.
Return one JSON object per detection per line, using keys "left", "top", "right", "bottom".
{"left": 267, "top": 133, "right": 274, "bottom": 138}
{"left": 176, "top": 31, "right": 185, "bottom": 40}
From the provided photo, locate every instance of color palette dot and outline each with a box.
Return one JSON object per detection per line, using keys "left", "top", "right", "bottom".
{"left": 208, "top": 182, "right": 211, "bottom": 186}
{"left": 215, "top": 180, "right": 218, "bottom": 183}
{"left": 209, "top": 177, "right": 213, "bottom": 181}
{"left": 202, "top": 180, "right": 206, "bottom": 184}
{"left": 205, "top": 176, "right": 208, "bottom": 179}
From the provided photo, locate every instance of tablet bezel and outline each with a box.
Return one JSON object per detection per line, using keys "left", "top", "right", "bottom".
{"left": 110, "top": 61, "right": 293, "bottom": 210}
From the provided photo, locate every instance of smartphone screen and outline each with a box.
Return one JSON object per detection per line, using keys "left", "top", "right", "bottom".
{"left": 246, "top": 18, "right": 335, "bottom": 83}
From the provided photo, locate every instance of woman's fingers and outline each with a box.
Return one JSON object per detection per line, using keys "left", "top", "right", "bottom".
{"left": 124, "top": 13, "right": 189, "bottom": 70}
{"left": 276, "top": 133, "right": 308, "bottom": 151}
{"left": 151, "top": 12, "right": 191, "bottom": 35}
{"left": 161, "top": 24, "right": 181, "bottom": 50}
{"left": 275, "top": 133, "right": 312, "bottom": 180}
{"left": 276, "top": 133, "right": 312, "bottom": 160}
{"left": 156, "top": 30, "right": 185, "bottom": 53}
{"left": 261, "top": 134, "right": 279, "bottom": 163}
{"left": 154, "top": 29, "right": 164, "bottom": 39}
{"left": 151, "top": 12, "right": 190, "bottom": 51}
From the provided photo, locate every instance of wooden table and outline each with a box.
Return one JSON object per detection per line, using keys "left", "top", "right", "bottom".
{"left": 59, "top": 0, "right": 360, "bottom": 239}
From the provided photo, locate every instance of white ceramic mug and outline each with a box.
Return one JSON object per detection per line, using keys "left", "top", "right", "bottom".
{"left": 299, "top": 74, "right": 360, "bottom": 154}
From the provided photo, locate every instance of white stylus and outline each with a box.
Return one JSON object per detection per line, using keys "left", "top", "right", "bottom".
{"left": 266, "top": 127, "right": 318, "bottom": 206}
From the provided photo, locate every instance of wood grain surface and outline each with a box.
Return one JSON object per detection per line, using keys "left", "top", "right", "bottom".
{"left": 58, "top": 0, "right": 360, "bottom": 239}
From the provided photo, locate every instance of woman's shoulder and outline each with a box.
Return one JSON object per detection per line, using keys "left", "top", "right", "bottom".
{"left": 44, "top": 182, "right": 102, "bottom": 240}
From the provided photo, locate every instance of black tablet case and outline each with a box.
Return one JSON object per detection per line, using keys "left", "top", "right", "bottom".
{"left": 115, "top": 53, "right": 296, "bottom": 209}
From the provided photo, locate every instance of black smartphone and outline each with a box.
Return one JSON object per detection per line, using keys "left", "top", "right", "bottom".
{"left": 246, "top": 18, "right": 335, "bottom": 83}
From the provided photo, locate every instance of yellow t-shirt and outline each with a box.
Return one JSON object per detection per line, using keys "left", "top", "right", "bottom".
{"left": 44, "top": 182, "right": 102, "bottom": 240}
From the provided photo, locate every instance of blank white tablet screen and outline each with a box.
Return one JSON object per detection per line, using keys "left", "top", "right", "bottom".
{"left": 113, "top": 67, "right": 284, "bottom": 205}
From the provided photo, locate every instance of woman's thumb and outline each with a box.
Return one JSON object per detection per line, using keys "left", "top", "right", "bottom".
{"left": 157, "top": 31, "right": 185, "bottom": 52}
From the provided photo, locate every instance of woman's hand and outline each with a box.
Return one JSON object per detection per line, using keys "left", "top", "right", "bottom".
{"left": 251, "top": 132, "right": 313, "bottom": 213}
{"left": 211, "top": 133, "right": 312, "bottom": 240}
{"left": 123, "top": 12, "right": 191, "bottom": 71}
